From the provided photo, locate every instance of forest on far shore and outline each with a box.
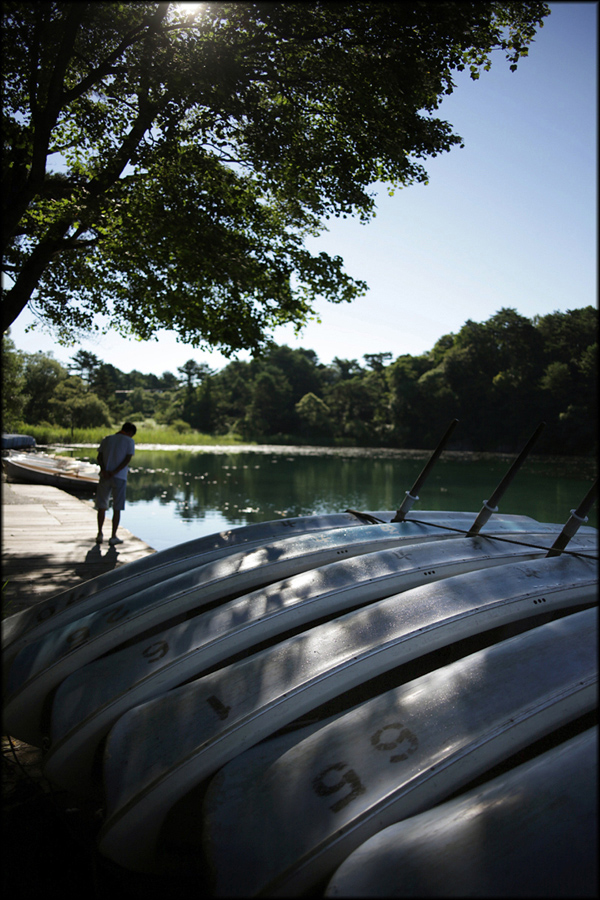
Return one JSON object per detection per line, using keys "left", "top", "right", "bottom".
{"left": 3, "top": 306, "right": 597, "bottom": 456}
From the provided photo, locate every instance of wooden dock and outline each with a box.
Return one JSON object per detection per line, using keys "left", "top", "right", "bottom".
{"left": 2, "top": 481, "right": 155, "bottom": 618}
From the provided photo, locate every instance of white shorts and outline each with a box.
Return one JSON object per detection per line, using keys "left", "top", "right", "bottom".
{"left": 95, "top": 476, "right": 127, "bottom": 511}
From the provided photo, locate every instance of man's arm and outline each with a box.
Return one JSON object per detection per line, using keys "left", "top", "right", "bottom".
{"left": 97, "top": 448, "right": 108, "bottom": 478}
{"left": 106, "top": 453, "right": 133, "bottom": 478}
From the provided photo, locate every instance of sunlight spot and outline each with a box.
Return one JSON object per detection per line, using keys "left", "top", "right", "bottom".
{"left": 174, "top": 1, "right": 205, "bottom": 18}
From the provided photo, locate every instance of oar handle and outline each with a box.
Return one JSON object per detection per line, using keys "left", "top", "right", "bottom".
{"left": 467, "top": 422, "right": 546, "bottom": 536}
{"left": 546, "top": 479, "right": 597, "bottom": 557}
{"left": 392, "top": 419, "right": 459, "bottom": 522}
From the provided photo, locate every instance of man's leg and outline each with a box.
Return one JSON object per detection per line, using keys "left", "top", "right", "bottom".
{"left": 96, "top": 478, "right": 111, "bottom": 543}
{"left": 97, "top": 509, "right": 107, "bottom": 542}
{"left": 108, "top": 478, "right": 126, "bottom": 544}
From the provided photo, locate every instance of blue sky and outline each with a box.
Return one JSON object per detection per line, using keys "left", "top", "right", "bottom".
{"left": 8, "top": 2, "right": 597, "bottom": 377}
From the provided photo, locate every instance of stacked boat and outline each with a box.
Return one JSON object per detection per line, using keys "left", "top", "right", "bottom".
{"left": 2, "top": 422, "right": 597, "bottom": 897}
{"left": 2, "top": 449, "right": 99, "bottom": 491}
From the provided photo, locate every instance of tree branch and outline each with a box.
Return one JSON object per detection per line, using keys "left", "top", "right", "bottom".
{"left": 61, "top": 4, "right": 171, "bottom": 108}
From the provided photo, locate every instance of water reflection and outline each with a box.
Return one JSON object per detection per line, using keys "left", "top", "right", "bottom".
{"left": 116, "top": 449, "right": 597, "bottom": 552}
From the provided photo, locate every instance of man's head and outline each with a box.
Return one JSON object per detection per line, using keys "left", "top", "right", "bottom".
{"left": 121, "top": 422, "right": 137, "bottom": 436}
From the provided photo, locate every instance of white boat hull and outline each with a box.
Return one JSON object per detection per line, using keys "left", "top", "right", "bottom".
{"left": 8, "top": 518, "right": 587, "bottom": 746}
{"left": 2, "top": 451, "right": 99, "bottom": 490}
{"left": 41, "top": 532, "right": 597, "bottom": 794}
{"left": 325, "top": 726, "right": 598, "bottom": 898}
{"left": 201, "top": 610, "right": 597, "bottom": 897}
{"left": 0, "top": 501, "right": 596, "bottom": 889}
{"left": 97, "top": 557, "right": 597, "bottom": 873}
{"left": 2, "top": 510, "right": 554, "bottom": 672}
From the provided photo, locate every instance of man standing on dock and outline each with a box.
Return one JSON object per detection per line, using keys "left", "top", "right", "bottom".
{"left": 95, "top": 422, "right": 136, "bottom": 545}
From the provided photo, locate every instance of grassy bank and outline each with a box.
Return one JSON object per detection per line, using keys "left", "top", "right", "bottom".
{"left": 15, "top": 421, "right": 249, "bottom": 447}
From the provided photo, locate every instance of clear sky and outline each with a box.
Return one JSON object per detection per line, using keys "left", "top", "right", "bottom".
{"left": 7, "top": 2, "right": 597, "bottom": 377}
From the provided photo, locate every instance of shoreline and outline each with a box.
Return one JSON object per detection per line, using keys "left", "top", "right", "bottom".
{"left": 44, "top": 443, "right": 598, "bottom": 467}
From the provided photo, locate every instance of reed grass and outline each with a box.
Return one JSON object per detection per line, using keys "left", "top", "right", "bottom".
{"left": 15, "top": 422, "right": 248, "bottom": 447}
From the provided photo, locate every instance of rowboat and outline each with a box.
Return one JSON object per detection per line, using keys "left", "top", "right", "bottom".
{"left": 201, "top": 609, "right": 597, "bottom": 897}
{"left": 1, "top": 433, "right": 36, "bottom": 450}
{"left": 0, "top": 421, "right": 596, "bottom": 894}
{"left": 1, "top": 509, "right": 547, "bottom": 676}
{"left": 325, "top": 726, "right": 597, "bottom": 898}
{"left": 8, "top": 520, "right": 590, "bottom": 749}
{"left": 41, "top": 531, "right": 597, "bottom": 795}
{"left": 97, "top": 555, "right": 597, "bottom": 873}
{"left": 2, "top": 449, "right": 99, "bottom": 491}
{"left": 3, "top": 509, "right": 566, "bottom": 692}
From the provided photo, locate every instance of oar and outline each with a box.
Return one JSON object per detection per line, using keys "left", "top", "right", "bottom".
{"left": 467, "top": 422, "right": 546, "bottom": 536}
{"left": 546, "top": 480, "right": 597, "bottom": 557}
{"left": 391, "top": 419, "right": 459, "bottom": 522}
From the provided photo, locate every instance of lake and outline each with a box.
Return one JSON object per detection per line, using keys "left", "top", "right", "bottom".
{"left": 71, "top": 445, "right": 597, "bottom": 552}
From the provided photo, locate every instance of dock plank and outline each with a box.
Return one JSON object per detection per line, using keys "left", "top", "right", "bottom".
{"left": 2, "top": 481, "right": 155, "bottom": 616}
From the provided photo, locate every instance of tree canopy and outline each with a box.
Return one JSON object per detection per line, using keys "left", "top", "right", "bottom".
{"left": 2, "top": 1, "right": 549, "bottom": 353}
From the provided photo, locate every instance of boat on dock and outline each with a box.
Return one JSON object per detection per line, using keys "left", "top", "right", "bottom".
{"left": 1, "top": 421, "right": 597, "bottom": 895}
{"left": 7, "top": 520, "right": 589, "bottom": 749}
{"left": 2, "top": 449, "right": 99, "bottom": 491}
{"left": 201, "top": 608, "right": 597, "bottom": 897}
{"left": 324, "top": 725, "right": 598, "bottom": 898}
{"left": 1, "top": 433, "right": 36, "bottom": 451}
{"left": 0, "top": 508, "right": 546, "bottom": 673}
{"left": 40, "top": 531, "right": 597, "bottom": 796}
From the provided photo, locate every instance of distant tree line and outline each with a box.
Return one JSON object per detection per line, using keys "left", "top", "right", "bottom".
{"left": 2, "top": 306, "right": 597, "bottom": 455}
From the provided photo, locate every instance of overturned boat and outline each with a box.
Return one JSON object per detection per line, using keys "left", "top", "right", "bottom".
{"left": 1, "top": 421, "right": 597, "bottom": 896}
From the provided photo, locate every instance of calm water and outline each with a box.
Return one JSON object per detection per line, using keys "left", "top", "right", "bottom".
{"left": 71, "top": 446, "right": 597, "bottom": 552}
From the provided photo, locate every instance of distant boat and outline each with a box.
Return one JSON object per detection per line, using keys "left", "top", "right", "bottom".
{"left": 2, "top": 449, "right": 99, "bottom": 491}
{"left": 1, "top": 434, "right": 36, "bottom": 450}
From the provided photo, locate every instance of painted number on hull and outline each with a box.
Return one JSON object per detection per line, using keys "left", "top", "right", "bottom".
{"left": 312, "top": 763, "right": 366, "bottom": 813}
{"left": 207, "top": 695, "right": 231, "bottom": 720}
{"left": 371, "top": 722, "right": 418, "bottom": 762}
{"left": 312, "top": 721, "right": 419, "bottom": 813}
{"left": 142, "top": 640, "right": 169, "bottom": 663}
{"left": 104, "top": 604, "right": 129, "bottom": 624}
{"left": 65, "top": 626, "right": 90, "bottom": 650}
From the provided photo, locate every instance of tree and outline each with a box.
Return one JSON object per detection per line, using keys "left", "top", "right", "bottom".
{"left": 325, "top": 376, "right": 381, "bottom": 444}
{"left": 2, "top": 334, "right": 28, "bottom": 429}
{"left": 330, "top": 358, "right": 364, "bottom": 381}
{"left": 534, "top": 306, "right": 598, "bottom": 365}
{"left": 244, "top": 369, "right": 293, "bottom": 438}
{"left": 2, "top": 1, "right": 549, "bottom": 353}
{"left": 190, "top": 377, "right": 216, "bottom": 432}
{"left": 157, "top": 370, "right": 179, "bottom": 391}
{"left": 211, "top": 359, "right": 254, "bottom": 429}
{"left": 69, "top": 349, "right": 101, "bottom": 382}
{"left": 121, "top": 386, "right": 156, "bottom": 419}
{"left": 89, "top": 362, "right": 128, "bottom": 413}
{"left": 21, "top": 351, "right": 68, "bottom": 423}
{"left": 177, "top": 359, "right": 212, "bottom": 389}
{"left": 363, "top": 352, "right": 393, "bottom": 372}
{"left": 48, "top": 374, "right": 112, "bottom": 432}
{"left": 295, "top": 392, "right": 332, "bottom": 441}
{"left": 258, "top": 345, "right": 322, "bottom": 405}
{"left": 387, "top": 353, "right": 432, "bottom": 444}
